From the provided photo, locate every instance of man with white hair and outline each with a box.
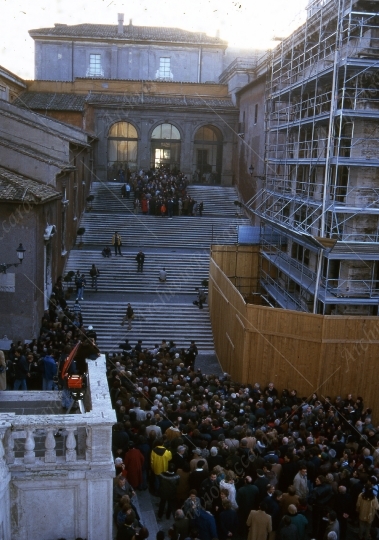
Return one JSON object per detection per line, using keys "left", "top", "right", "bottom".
{"left": 145, "top": 417, "right": 162, "bottom": 439}
{"left": 132, "top": 400, "right": 146, "bottom": 421}
{"left": 171, "top": 509, "right": 190, "bottom": 540}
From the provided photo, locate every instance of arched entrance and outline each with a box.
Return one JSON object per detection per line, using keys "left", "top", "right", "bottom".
{"left": 151, "top": 123, "right": 181, "bottom": 171}
{"left": 107, "top": 122, "right": 138, "bottom": 181}
{"left": 193, "top": 125, "right": 223, "bottom": 184}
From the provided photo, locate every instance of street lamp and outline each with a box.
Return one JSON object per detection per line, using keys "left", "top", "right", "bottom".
{"left": 249, "top": 165, "right": 254, "bottom": 177}
{"left": 1, "top": 243, "right": 26, "bottom": 274}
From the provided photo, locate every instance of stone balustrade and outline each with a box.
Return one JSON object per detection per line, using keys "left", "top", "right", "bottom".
{"left": 0, "top": 354, "right": 116, "bottom": 540}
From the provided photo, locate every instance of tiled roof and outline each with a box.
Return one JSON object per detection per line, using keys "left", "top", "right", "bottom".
{"left": 15, "top": 91, "right": 236, "bottom": 111}
{"left": 0, "top": 167, "right": 61, "bottom": 204}
{"left": 29, "top": 23, "right": 227, "bottom": 46}
{"left": 15, "top": 92, "right": 87, "bottom": 111}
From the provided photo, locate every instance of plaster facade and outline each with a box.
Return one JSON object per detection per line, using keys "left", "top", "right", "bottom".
{"left": 0, "top": 99, "right": 94, "bottom": 342}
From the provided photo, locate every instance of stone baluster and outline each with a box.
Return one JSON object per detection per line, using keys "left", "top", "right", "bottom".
{"left": 65, "top": 428, "right": 77, "bottom": 462}
{"left": 44, "top": 428, "right": 56, "bottom": 463}
{"left": 85, "top": 427, "right": 92, "bottom": 462}
{"left": 0, "top": 428, "right": 8, "bottom": 479}
{"left": 4, "top": 429, "right": 14, "bottom": 465}
{"left": 24, "top": 428, "right": 36, "bottom": 464}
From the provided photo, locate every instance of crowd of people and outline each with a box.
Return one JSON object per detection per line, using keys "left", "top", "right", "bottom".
{"left": 109, "top": 338, "right": 379, "bottom": 540}
{"left": 6, "top": 306, "right": 379, "bottom": 540}
{"left": 120, "top": 168, "right": 203, "bottom": 217}
{"left": 2, "top": 275, "right": 97, "bottom": 396}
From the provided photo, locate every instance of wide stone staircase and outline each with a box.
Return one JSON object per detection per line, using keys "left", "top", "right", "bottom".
{"left": 65, "top": 181, "right": 249, "bottom": 354}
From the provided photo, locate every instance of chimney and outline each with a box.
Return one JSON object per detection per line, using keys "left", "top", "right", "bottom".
{"left": 117, "top": 13, "right": 124, "bottom": 35}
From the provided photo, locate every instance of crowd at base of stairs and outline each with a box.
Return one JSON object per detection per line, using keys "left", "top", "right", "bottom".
{"left": 109, "top": 341, "right": 377, "bottom": 540}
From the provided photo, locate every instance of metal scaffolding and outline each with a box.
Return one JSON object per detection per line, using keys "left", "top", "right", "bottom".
{"left": 249, "top": 0, "right": 379, "bottom": 314}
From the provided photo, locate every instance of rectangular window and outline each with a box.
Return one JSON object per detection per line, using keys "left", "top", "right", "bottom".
{"left": 157, "top": 57, "right": 171, "bottom": 79}
{"left": 87, "top": 54, "right": 103, "bottom": 77}
{"left": 254, "top": 104, "right": 258, "bottom": 124}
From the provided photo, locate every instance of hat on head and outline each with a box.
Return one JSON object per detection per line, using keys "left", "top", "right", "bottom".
{"left": 231, "top": 393, "right": 237, "bottom": 399}
{"left": 115, "top": 457, "right": 123, "bottom": 465}
{"left": 88, "top": 325, "right": 93, "bottom": 330}
{"left": 177, "top": 446, "right": 185, "bottom": 453}
{"left": 210, "top": 447, "right": 218, "bottom": 456}
{"left": 175, "top": 353, "right": 180, "bottom": 358}
{"left": 193, "top": 448, "right": 202, "bottom": 455}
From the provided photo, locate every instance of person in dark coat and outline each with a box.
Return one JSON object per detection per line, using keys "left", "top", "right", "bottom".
{"left": 112, "top": 423, "right": 130, "bottom": 457}
{"left": 200, "top": 471, "right": 221, "bottom": 513}
{"left": 191, "top": 507, "right": 218, "bottom": 540}
{"left": 13, "top": 348, "right": 29, "bottom": 390}
{"left": 170, "top": 445, "right": 187, "bottom": 472}
{"left": 157, "top": 463, "right": 180, "bottom": 520}
{"left": 171, "top": 509, "right": 190, "bottom": 540}
{"left": 218, "top": 500, "right": 239, "bottom": 540}
{"left": 277, "top": 515, "right": 299, "bottom": 540}
{"left": 334, "top": 485, "right": 353, "bottom": 540}
{"left": 136, "top": 251, "right": 145, "bottom": 272}
{"left": 189, "top": 460, "right": 209, "bottom": 492}
{"left": 261, "top": 487, "right": 282, "bottom": 532}
{"left": 254, "top": 469, "right": 270, "bottom": 503}
{"left": 237, "top": 476, "right": 260, "bottom": 525}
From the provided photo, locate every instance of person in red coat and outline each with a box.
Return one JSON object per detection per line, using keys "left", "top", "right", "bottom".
{"left": 124, "top": 443, "right": 145, "bottom": 489}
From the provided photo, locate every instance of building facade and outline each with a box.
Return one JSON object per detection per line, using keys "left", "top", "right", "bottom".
{"left": 30, "top": 14, "right": 227, "bottom": 84}
{"left": 0, "top": 99, "right": 94, "bottom": 341}
{"left": 23, "top": 16, "right": 241, "bottom": 185}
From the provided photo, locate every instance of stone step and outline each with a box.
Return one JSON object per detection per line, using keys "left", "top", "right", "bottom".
{"left": 78, "top": 214, "right": 247, "bottom": 248}
{"left": 76, "top": 301, "right": 214, "bottom": 352}
{"left": 65, "top": 251, "right": 209, "bottom": 294}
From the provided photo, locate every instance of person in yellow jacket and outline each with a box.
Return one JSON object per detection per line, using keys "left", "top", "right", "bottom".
{"left": 356, "top": 484, "right": 379, "bottom": 540}
{"left": 112, "top": 231, "right": 122, "bottom": 256}
{"left": 151, "top": 441, "right": 172, "bottom": 495}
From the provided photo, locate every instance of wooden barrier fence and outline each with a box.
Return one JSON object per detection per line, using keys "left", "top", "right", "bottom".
{"left": 209, "top": 247, "right": 379, "bottom": 421}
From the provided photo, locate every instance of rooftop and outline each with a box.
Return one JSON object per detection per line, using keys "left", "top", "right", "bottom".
{"left": 0, "top": 167, "right": 61, "bottom": 204}
{"left": 29, "top": 23, "right": 227, "bottom": 47}
{"left": 15, "top": 91, "right": 236, "bottom": 111}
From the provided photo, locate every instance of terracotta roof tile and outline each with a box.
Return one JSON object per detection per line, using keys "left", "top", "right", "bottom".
{"left": 29, "top": 24, "right": 227, "bottom": 47}
{"left": 15, "top": 91, "right": 236, "bottom": 111}
{"left": 15, "top": 92, "right": 86, "bottom": 111}
{"left": 0, "top": 167, "right": 61, "bottom": 204}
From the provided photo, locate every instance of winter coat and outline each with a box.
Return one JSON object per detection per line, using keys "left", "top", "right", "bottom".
{"left": 124, "top": 448, "right": 144, "bottom": 488}
{"left": 356, "top": 492, "right": 379, "bottom": 523}
{"left": 0, "top": 350, "right": 6, "bottom": 390}
{"left": 159, "top": 471, "right": 179, "bottom": 500}
{"left": 150, "top": 446, "right": 172, "bottom": 475}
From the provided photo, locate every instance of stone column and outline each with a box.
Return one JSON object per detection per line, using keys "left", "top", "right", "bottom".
{"left": 0, "top": 427, "right": 11, "bottom": 540}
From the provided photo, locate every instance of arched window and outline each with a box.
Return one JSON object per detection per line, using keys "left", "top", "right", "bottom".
{"left": 151, "top": 123, "right": 181, "bottom": 171}
{"left": 193, "top": 125, "right": 223, "bottom": 184}
{"left": 107, "top": 122, "right": 138, "bottom": 180}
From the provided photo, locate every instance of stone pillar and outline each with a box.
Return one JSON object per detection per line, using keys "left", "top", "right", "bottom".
{"left": 0, "top": 428, "right": 11, "bottom": 540}
{"left": 221, "top": 139, "right": 234, "bottom": 186}
{"left": 139, "top": 118, "right": 154, "bottom": 170}
{"left": 111, "top": 46, "right": 118, "bottom": 79}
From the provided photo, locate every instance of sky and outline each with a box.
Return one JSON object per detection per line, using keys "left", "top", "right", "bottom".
{"left": 1, "top": 0, "right": 308, "bottom": 80}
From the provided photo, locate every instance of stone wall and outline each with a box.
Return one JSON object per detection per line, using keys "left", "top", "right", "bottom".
{"left": 35, "top": 40, "right": 225, "bottom": 83}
